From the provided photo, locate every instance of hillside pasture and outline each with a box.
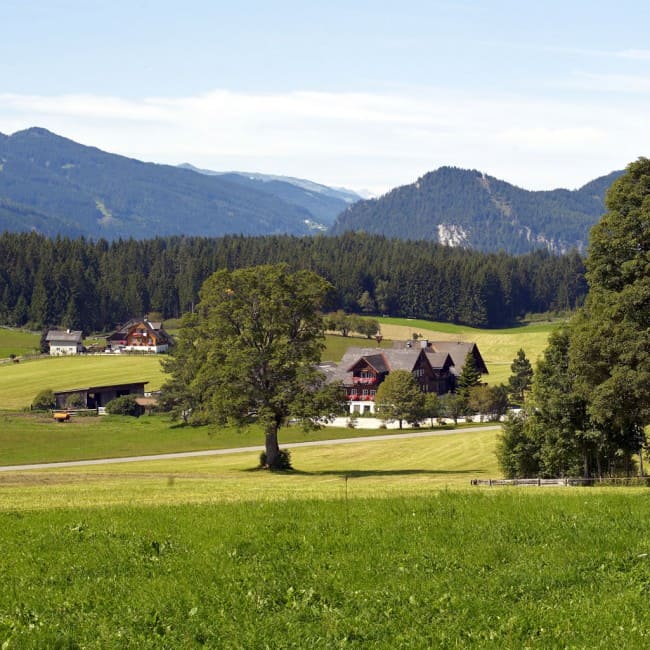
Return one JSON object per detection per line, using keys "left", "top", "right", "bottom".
{"left": 0, "top": 327, "right": 40, "bottom": 359}
{"left": 0, "top": 319, "right": 557, "bottom": 409}
{"left": 0, "top": 354, "right": 166, "bottom": 410}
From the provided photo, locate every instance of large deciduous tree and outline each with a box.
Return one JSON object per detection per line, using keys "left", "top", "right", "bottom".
{"left": 161, "top": 264, "right": 334, "bottom": 469}
{"left": 570, "top": 157, "right": 650, "bottom": 475}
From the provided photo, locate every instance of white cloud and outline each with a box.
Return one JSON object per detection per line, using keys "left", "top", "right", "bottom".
{"left": 0, "top": 86, "right": 645, "bottom": 194}
{"left": 616, "top": 49, "right": 650, "bottom": 60}
{"left": 570, "top": 72, "right": 650, "bottom": 94}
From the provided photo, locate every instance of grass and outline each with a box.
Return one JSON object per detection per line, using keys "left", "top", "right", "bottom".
{"left": 1, "top": 412, "right": 649, "bottom": 648}
{"left": 0, "top": 327, "right": 40, "bottom": 358}
{"left": 0, "top": 412, "right": 464, "bottom": 466}
{"left": 322, "top": 333, "right": 392, "bottom": 361}
{"left": 0, "top": 426, "right": 500, "bottom": 506}
{"left": 1, "top": 491, "right": 649, "bottom": 648}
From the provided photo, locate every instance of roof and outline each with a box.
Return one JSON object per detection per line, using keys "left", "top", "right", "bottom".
{"left": 53, "top": 381, "right": 148, "bottom": 396}
{"left": 425, "top": 351, "right": 455, "bottom": 370}
{"left": 428, "top": 341, "right": 489, "bottom": 375}
{"left": 347, "top": 352, "right": 389, "bottom": 374}
{"left": 46, "top": 330, "right": 83, "bottom": 343}
{"left": 328, "top": 346, "right": 452, "bottom": 385}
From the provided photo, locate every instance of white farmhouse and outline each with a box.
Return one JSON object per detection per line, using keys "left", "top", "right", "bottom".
{"left": 45, "top": 329, "right": 84, "bottom": 356}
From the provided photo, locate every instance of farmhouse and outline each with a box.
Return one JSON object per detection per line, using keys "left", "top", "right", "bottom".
{"left": 53, "top": 381, "right": 148, "bottom": 410}
{"left": 107, "top": 317, "right": 172, "bottom": 353}
{"left": 45, "top": 329, "right": 83, "bottom": 356}
{"left": 327, "top": 339, "right": 488, "bottom": 414}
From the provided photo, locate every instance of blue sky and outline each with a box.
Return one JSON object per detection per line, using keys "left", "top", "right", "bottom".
{"left": 1, "top": 0, "right": 649, "bottom": 194}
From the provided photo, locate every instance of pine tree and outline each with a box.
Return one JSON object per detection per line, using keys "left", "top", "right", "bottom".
{"left": 507, "top": 348, "right": 534, "bottom": 405}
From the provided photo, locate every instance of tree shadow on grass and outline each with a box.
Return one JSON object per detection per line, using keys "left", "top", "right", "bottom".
{"left": 283, "top": 468, "right": 487, "bottom": 478}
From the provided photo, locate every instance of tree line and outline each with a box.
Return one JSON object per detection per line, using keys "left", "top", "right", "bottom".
{"left": 498, "top": 158, "right": 650, "bottom": 479}
{"left": 0, "top": 231, "right": 586, "bottom": 332}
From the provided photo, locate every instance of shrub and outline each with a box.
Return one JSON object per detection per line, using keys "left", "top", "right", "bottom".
{"left": 65, "top": 393, "right": 86, "bottom": 409}
{"left": 32, "top": 388, "right": 55, "bottom": 411}
{"left": 106, "top": 395, "right": 140, "bottom": 417}
{"left": 259, "top": 449, "right": 293, "bottom": 470}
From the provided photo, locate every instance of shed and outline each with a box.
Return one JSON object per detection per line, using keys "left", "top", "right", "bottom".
{"left": 53, "top": 382, "right": 148, "bottom": 410}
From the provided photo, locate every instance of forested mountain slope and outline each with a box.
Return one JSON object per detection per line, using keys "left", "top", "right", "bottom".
{"left": 0, "top": 128, "right": 335, "bottom": 239}
{"left": 330, "top": 166, "right": 623, "bottom": 254}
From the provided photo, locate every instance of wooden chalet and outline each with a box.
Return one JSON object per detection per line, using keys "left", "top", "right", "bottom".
{"left": 107, "top": 317, "right": 172, "bottom": 353}
{"left": 327, "top": 339, "right": 488, "bottom": 414}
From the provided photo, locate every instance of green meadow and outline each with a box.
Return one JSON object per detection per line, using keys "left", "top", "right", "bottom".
{"left": 1, "top": 381, "right": 649, "bottom": 647}
{"left": 1, "top": 486, "right": 649, "bottom": 648}
{"left": 0, "top": 327, "right": 39, "bottom": 359}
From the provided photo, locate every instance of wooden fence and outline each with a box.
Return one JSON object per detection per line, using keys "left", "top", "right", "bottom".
{"left": 471, "top": 477, "right": 650, "bottom": 487}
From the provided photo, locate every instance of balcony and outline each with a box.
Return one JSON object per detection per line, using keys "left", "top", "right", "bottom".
{"left": 352, "top": 376, "right": 377, "bottom": 385}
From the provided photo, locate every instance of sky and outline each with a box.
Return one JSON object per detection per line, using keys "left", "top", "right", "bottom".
{"left": 1, "top": 0, "right": 649, "bottom": 195}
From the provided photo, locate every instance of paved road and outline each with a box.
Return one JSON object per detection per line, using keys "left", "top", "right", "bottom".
{"left": 0, "top": 425, "right": 501, "bottom": 472}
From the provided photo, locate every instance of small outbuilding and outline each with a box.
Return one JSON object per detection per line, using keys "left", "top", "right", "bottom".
{"left": 53, "top": 381, "right": 148, "bottom": 410}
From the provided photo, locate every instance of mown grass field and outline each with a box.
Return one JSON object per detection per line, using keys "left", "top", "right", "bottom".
{"left": 0, "top": 412, "right": 461, "bottom": 467}
{"left": 0, "top": 424, "right": 499, "bottom": 502}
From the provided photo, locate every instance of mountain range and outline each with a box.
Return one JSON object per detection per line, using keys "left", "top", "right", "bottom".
{"left": 0, "top": 127, "right": 622, "bottom": 253}
{"left": 0, "top": 128, "right": 358, "bottom": 240}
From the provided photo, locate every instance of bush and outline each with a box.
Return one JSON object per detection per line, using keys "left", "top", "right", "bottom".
{"left": 32, "top": 388, "right": 55, "bottom": 411}
{"left": 259, "top": 449, "right": 293, "bottom": 470}
{"left": 106, "top": 395, "right": 140, "bottom": 417}
{"left": 65, "top": 392, "right": 87, "bottom": 409}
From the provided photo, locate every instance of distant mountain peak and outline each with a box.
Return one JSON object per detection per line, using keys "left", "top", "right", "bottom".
{"left": 330, "top": 165, "right": 623, "bottom": 254}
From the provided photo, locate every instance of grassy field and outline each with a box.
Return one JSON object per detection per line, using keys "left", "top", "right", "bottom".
{"left": 0, "top": 412, "right": 464, "bottom": 467}
{"left": 1, "top": 410, "right": 649, "bottom": 647}
{"left": 1, "top": 489, "right": 649, "bottom": 648}
{"left": 0, "top": 426, "right": 498, "bottom": 513}
{"left": 0, "top": 327, "right": 40, "bottom": 358}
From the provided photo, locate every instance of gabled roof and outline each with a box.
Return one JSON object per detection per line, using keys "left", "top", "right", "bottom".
{"left": 329, "top": 346, "right": 453, "bottom": 385}
{"left": 46, "top": 329, "right": 83, "bottom": 343}
{"left": 429, "top": 341, "right": 488, "bottom": 375}
{"left": 347, "top": 353, "right": 389, "bottom": 374}
{"left": 425, "top": 351, "right": 455, "bottom": 370}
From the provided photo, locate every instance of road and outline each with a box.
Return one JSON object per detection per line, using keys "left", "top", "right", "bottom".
{"left": 0, "top": 425, "right": 501, "bottom": 472}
